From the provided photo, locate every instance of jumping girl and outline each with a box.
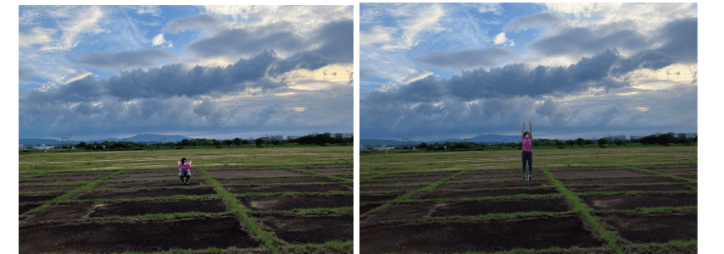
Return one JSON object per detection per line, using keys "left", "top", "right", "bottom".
{"left": 522, "top": 121, "right": 533, "bottom": 181}
{"left": 178, "top": 157, "right": 192, "bottom": 185}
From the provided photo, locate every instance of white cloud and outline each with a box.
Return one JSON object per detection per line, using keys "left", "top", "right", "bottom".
{"left": 507, "top": 41, "right": 515, "bottom": 47}
{"left": 360, "top": 26, "right": 396, "bottom": 46}
{"left": 136, "top": 6, "right": 162, "bottom": 16}
{"left": 152, "top": 33, "right": 166, "bottom": 46}
{"left": 494, "top": 32, "right": 509, "bottom": 45}
{"left": 478, "top": 3, "right": 504, "bottom": 15}
{"left": 202, "top": 5, "right": 352, "bottom": 36}
{"left": 39, "top": 6, "right": 106, "bottom": 51}
{"left": 19, "top": 27, "right": 55, "bottom": 47}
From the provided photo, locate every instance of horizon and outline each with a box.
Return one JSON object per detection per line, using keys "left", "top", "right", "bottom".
{"left": 360, "top": 3, "right": 697, "bottom": 140}
{"left": 19, "top": 6, "right": 353, "bottom": 140}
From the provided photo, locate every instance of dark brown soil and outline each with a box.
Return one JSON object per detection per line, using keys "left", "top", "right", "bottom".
{"left": 304, "top": 167, "right": 352, "bottom": 173}
{"left": 94, "top": 179, "right": 209, "bottom": 190}
{"left": 654, "top": 171, "right": 698, "bottom": 176}
{"left": 117, "top": 172, "right": 205, "bottom": 179}
{"left": 551, "top": 170, "right": 649, "bottom": 178}
{"left": 20, "top": 175, "right": 105, "bottom": 183}
{"left": 361, "top": 193, "right": 403, "bottom": 203}
{"left": 361, "top": 185, "right": 422, "bottom": 192}
{"left": 20, "top": 204, "right": 41, "bottom": 215}
{"left": 450, "top": 173, "right": 523, "bottom": 182}
{"left": 20, "top": 193, "right": 62, "bottom": 203}
{"left": 647, "top": 168, "right": 698, "bottom": 174}
{"left": 74, "top": 187, "right": 217, "bottom": 200}
{"left": 567, "top": 184, "right": 694, "bottom": 193}
{"left": 560, "top": 177, "right": 684, "bottom": 185}
{"left": 680, "top": 175, "right": 697, "bottom": 179}
{"left": 362, "top": 203, "right": 435, "bottom": 224}
{"left": 209, "top": 169, "right": 303, "bottom": 178}
{"left": 599, "top": 213, "right": 697, "bottom": 243}
{"left": 581, "top": 194, "right": 697, "bottom": 210}
{"left": 20, "top": 184, "right": 84, "bottom": 192}
{"left": 316, "top": 171, "right": 353, "bottom": 175}
{"left": 19, "top": 216, "right": 260, "bottom": 253}
{"left": 128, "top": 168, "right": 186, "bottom": 173}
{"left": 238, "top": 194, "right": 352, "bottom": 211}
{"left": 431, "top": 198, "right": 571, "bottom": 217}
{"left": 361, "top": 203, "right": 384, "bottom": 214}
{"left": 217, "top": 176, "right": 338, "bottom": 185}
{"left": 21, "top": 203, "right": 94, "bottom": 224}
{"left": 362, "top": 175, "right": 448, "bottom": 185}
{"left": 225, "top": 184, "right": 350, "bottom": 194}
{"left": 91, "top": 199, "right": 228, "bottom": 217}
{"left": 53, "top": 171, "right": 113, "bottom": 176}
{"left": 336, "top": 174, "right": 354, "bottom": 179}
{"left": 548, "top": 167, "right": 621, "bottom": 171}
{"left": 412, "top": 188, "right": 560, "bottom": 200}
{"left": 361, "top": 216, "right": 603, "bottom": 253}
{"left": 207, "top": 166, "right": 277, "bottom": 170}
{"left": 255, "top": 214, "right": 352, "bottom": 244}
{"left": 437, "top": 180, "right": 549, "bottom": 190}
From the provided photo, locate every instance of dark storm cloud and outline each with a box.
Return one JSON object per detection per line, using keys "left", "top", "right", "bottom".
{"left": 19, "top": 68, "right": 33, "bottom": 78}
{"left": 186, "top": 29, "right": 302, "bottom": 58}
{"left": 529, "top": 28, "right": 648, "bottom": 56}
{"left": 503, "top": 12, "right": 563, "bottom": 32}
{"left": 268, "top": 20, "right": 353, "bottom": 75}
{"left": 161, "top": 14, "right": 221, "bottom": 34}
{"left": 23, "top": 50, "right": 281, "bottom": 104}
{"left": 74, "top": 49, "right": 174, "bottom": 70}
{"left": 416, "top": 47, "right": 516, "bottom": 70}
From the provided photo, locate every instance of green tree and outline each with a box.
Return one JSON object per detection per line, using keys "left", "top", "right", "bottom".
{"left": 418, "top": 142, "right": 428, "bottom": 149}
{"left": 567, "top": 140, "right": 575, "bottom": 147}
{"left": 575, "top": 138, "right": 585, "bottom": 147}
{"left": 223, "top": 140, "right": 233, "bottom": 147}
{"left": 77, "top": 142, "right": 86, "bottom": 148}
{"left": 614, "top": 140, "right": 623, "bottom": 146}
{"left": 598, "top": 138, "right": 608, "bottom": 147}
{"left": 233, "top": 138, "right": 242, "bottom": 146}
{"left": 255, "top": 138, "right": 264, "bottom": 146}
{"left": 242, "top": 140, "right": 250, "bottom": 145}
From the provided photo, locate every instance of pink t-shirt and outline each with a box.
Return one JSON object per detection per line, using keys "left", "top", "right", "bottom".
{"left": 178, "top": 162, "right": 191, "bottom": 173}
{"left": 521, "top": 135, "right": 533, "bottom": 152}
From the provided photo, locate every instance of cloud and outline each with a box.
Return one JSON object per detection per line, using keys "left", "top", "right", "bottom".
{"left": 74, "top": 49, "right": 174, "bottom": 70}
{"left": 26, "top": 50, "right": 281, "bottom": 104}
{"left": 478, "top": 3, "right": 504, "bottom": 15}
{"left": 161, "top": 14, "right": 221, "bottom": 34}
{"left": 19, "top": 27, "right": 56, "bottom": 47}
{"left": 361, "top": 4, "right": 447, "bottom": 51}
{"left": 135, "top": 6, "right": 161, "bottom": 16}
{"left": 416, "top": 47, "right": 515, "bottom": 70}
{"left": 186, "top": 28, "right": 301, "bottom": 59}
{"left": 152, "top": 34, "right": 166, "bottom": 46}
{"left": 19, "top": 69, "right": 33, "bottom": 79}
{"left": 360, "top": 26, "right": 396, "bottom": 46}
{"left": 503, "top": 12, "right": 563, "bottom": 32}
{"left": 493, "top": 32, "right": 509, "bottom": 45}
{"left": 268, "top": 20, "right": 353, "bottom": 75}
{"left": 39, "top": 6, "right": 106, "bottom": 51}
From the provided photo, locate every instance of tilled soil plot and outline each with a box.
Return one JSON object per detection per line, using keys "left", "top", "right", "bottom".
{"left": 680, "top": 175, "right": 697, "bottom": 180}
{"left": 599, "top": 213, "right": 697, "bottom": 243}
{"left": 21, "top": 203, "right": 94, "bottom": 224}
{"left": 304, "top": 167, "right": 353, "bottom": 174}
{"left": 225, "top": 184, "right": 350, "bottom": 194}
{"left": 361, "top": 185, "right": 423, "bottom": 192}
{"left": 95, "top": 179, "right": 209, "bottom": 190}
{"left": 450, "top": 173, "right": 523, "bottom": 182}
{"left": 217, "top": 176, "right": 338, "bottom": 185}
{"left": 255, "top": 214, "right": 352, "bottom": 244}
{"left": 91, "top": 199, "right": 227, "bottom": 217}
{"left": 128, "top": 168, "right": 187, "bottom": 173}
{"left": 431, "top": 198, "right": 570, "bottom": 217}
{"left": 115, "top": 172, "right": 206, "bottom": 180}
{"left": 361, "top": 203, "right": 384, "bottom": 214}
{"left": 382, "top": 171, "right": 457, "bottom": 177}
{"left": 361, "top": 193, "right": 403, "bottom": 203}
{"left": 550, "top": 170, "right": 650, "bottom": 178}
{"left": 567, "top": 184, "right": 694, "bottom": 193}
{"left": 560, "top": 177, "right": 684, "bottom": 185}
{"left": 74, "top": 187, "right": 217, "bottom": 200}
{"left": 238, "top": 195, "right": 352, "bottom": 211}
{"left": 19, "top": 216, "right": 260, "bottom": 253}
{"left": 412, "top": 188, "right": 559, "bottom": 200}
{"left": 336, "top": 174, "right": 354, "bottom": 179}
{"left": 20, "top": 193, "right": 62, "bottom": 203}
{"left": 651, "top": 170, "right": 698, "bottom": 176}
{"left": 361, "top": 175, "right": 448, "bottom": 185}
{"left": 361, "top": 216, "right": 603, "bottom": 253}
{"left": 548, "top": 167, "right": 621, "bottom": 171}
{"left": 20, "top": 184, "right": 84, "bottom": 192}
{"left": 437, "top": 180, "right": 549, "bottom": 190}
{"left": 581, "top": 194, "right": 697, "bottom": 211}
{"left": 20, "top": 174, "right": 105, "bottom": 184}
{"left": 20, "top": 204, "right": 41, "bottom": 215}
{"left": 362, "top": 203, "right": 435, "bottom": 224}
{"left": 209, "top": 169, "right": 303, "bottom": 178}
{"left": 207, "top": 166, "right": 277, "bottom": 170}
{"left": 646, "top": 168, "right": 698, "bottom": 174}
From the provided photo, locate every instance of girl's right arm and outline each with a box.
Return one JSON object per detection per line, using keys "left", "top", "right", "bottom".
{"left": 522, "top": 122, "right": 525, "bottom": 137}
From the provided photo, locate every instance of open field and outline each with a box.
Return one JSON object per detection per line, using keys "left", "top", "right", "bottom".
{"left": 20, "top": 146, "right": 353, "bottom": 254}
{"left": 360, "top": 146, "right": 697, "bottom": 253}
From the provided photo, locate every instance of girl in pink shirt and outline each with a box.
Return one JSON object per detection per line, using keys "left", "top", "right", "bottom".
{"left": 178, "top": 157, "right": 192, "bottom": 185}
{"left": 522, "top": 121, "right": 533, "bottom": 181}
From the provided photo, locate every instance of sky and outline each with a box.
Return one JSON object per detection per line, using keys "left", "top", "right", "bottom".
{"left": 360, "top": 3, "right": 698, "bottom": 141}
{"left": 19, "top": 5, "right": 353, "bottom": 140}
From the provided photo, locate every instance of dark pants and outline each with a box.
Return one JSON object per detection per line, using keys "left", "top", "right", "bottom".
{"left": 522, "top": 151, "right": 532, "bottom": 175}
{"left": 179, "top": 172, "right": 191, "bottom": 181}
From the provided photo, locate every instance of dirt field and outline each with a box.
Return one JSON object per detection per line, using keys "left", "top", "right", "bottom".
{"left": 20, "top": 146, "right": 353, "bottom": 253}
{"left": 360, "top": 147, "right": 697, "bottom": 253}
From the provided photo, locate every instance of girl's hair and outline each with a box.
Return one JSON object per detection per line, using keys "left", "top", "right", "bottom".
{"left": 523, "top": 132, "right": 530, "bottom": 137}
{"left": 181, "top": 157, "right": 187, "bottom": 165}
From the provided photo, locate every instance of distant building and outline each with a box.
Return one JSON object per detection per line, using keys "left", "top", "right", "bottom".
{"left": 685, "top": 133, "right": 697, "bottom": 139}
{"left": 372, "top": 145, "right": 395, "bottom": 151}
{"left": 676, "top": 133, "right": 687, "bottom": 138}
{"left": 333, "top": 133, "right": 343, "bottom": 138}
{"left": 287, "top": 136, "right": 298, "bottom": 140}
{"left": 32, "top": 144, "right": 54, "bottom": 149}
{"left": 19, "top": 144, "right": 26, "bottom": 150}
{"left": 342, "top": 133, "right": 353, "bottom": 138}
{"left": 630, "top": 135, "right": 642, "bottom": 140}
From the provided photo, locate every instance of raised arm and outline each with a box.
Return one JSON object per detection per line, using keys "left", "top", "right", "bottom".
{"left": 529, "top": 121, "right": 532, "bottom": 137}
{"left": 522, "top": 122, "right": 525, "bottom": 137}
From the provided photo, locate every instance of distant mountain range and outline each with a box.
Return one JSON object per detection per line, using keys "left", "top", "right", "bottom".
{"left": 361, "top": 134, "right": 523, "bottom": 146}
{"left": 20, "top": 134, "right": 192, "bottom": 145}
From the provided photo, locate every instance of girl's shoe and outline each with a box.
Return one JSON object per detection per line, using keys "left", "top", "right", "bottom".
{"left": 523, "top": 175, "right": 527, "bottom": 181}
{"left": 528, "top": 175, "right": 532, "bottom": 181}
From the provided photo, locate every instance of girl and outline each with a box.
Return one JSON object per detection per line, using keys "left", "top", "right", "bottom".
{"left": 179, "top": 157, "right": 192, "bottom": 185}
{"left": 521, "top": 121, "right": 533, "bottom": 181}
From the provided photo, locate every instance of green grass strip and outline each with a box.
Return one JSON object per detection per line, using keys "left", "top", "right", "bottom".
{"left": 198, "top": 166, "right": 283, "bottom": 254}
{"left": 279, "top": 240, "right": 353, "bottom": 254}
{"left": 362, "top": 170, "right": 468, "bottom": 217}
{"left": 541, "top": 167, "right": 626, "bottom": 254}
{"left": 20, "top": 169, "right": 126, "bottom": 218}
